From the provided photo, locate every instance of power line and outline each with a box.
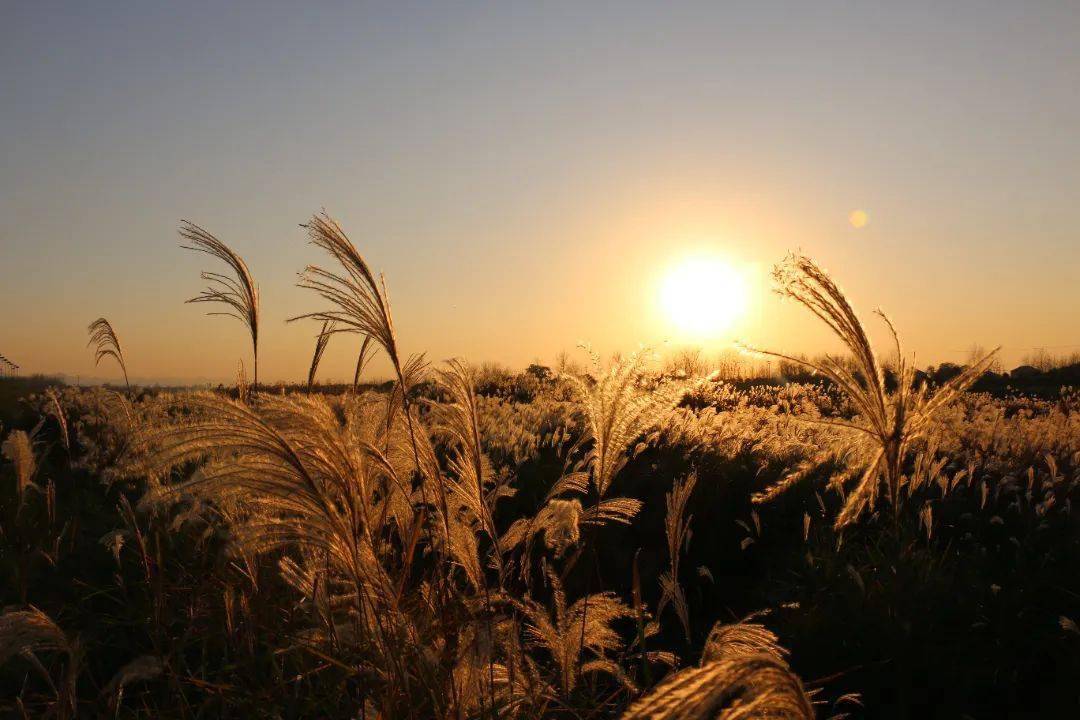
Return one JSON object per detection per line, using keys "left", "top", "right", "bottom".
{"left": 0, "top": 353, "right": 19, "bottom": 377}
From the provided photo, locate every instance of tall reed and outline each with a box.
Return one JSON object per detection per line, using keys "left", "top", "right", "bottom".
{"left": 307, "top": 319, "right": 335, "bottom": 389}
{"left": 622, "top": 653, "right": 814, "bottom": 720}
{"left": 87, "top": 317, "right": 130, "bottom": 391}
{"left": 0, "top": 607, "right": 79, "bottom": 719}
{"left": 180, "top": 221, "right": 261, "bottom": 389}
{"left": 750, "top": 253, "right": 999, "bottom": 527}
{"left": 564, "top": 348, "right": 686, "bottom": 498}
{"left": 135, "top": 392, "right": 449, "bottom": 714}
{"left": 658, "top": 473, "right": 696, "bottom": 643}
{"left": 2, "top": 428, "right": 38, "bottom": 507}
{"left": 291, "top": 211, "right": 454, "bottom": 546}
{"left": 354, "top": 335, "right": 374, "bottom": 389}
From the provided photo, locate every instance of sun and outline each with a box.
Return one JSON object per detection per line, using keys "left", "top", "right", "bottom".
{"left": 659, "top": 255, "right": 748, "bottom": 338}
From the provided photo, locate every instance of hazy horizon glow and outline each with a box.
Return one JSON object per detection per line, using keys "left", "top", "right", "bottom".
{"left": 2, "top": 2, "right": 1079, "bottom": 384}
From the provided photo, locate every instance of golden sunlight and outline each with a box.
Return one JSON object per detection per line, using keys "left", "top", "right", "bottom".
{"left": 659, "top": 254, "right": 748, "bottom": 338}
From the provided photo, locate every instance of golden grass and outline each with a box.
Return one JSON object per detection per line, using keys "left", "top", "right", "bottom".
{"left": 306, "top": 319, "right": 336, "bottom": 389}
{"left": 565, "top": 348, "right": 688, "bottom": 498}
{"left": 31, "top": 213, "right": 1042, "bottom": 717}
{"left": 749, "top": 253, "right": 999, "bottom": 527}
{"left": 658, "top": 473, "right": 696, "bottom": 643}
{"left": 622, "top": 653, "right": 814, "bottom": 720}
{"left": 0, "top": 607, "right": 71, "bottom": 666}
{"left": 2, "top": 428, "right": 38, "bottom": 506}
{"left": 180, "top": 221, "right": 261, "bottom": 388}
{"left": 0, "top": 607, "right": 78, "bottom": 719}
{"left": 87, "top": 317, "right": 130, "bottom": 391}
{"left": 354, "top": 334, "right": 375, "bottom": 389}
{"left": 518, "top": 566, "right": 636, "bottom": 697}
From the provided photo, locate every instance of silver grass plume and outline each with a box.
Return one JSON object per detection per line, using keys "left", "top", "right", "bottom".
{"left": 292, "top": 210, "right": 453, "bottom": 550}
{"left": 133, "top": 392, "right": 402, "bottom": 605}
{"left": 2, "top": 428, "right": 39, "bottom": 507}
{"left": 432, "top": 359, "right": 510, "bottom": 581}
{"left": 307, "top": 319, "right": 336, "bottom": 389}
{"left": 43, "top": 387, "right": 70, "bottom": 454}
{"left": 354, "top": 335, "right": 375, "bottom": 389}
{"left": 565, "top": 348, "right": 687, "bottom": 497}
{"left": 180, "top": 221, "right": 261, "bottom": 388}
{"left": 103, "top": 654, "right": 164, "bottom": 714}
{"left": 621, "top": 653, "right": 814, "bottom": 720}
{"left": 0, "top": 607, "right": 79, "bottom": 719}
{"left": 518, "top": 567, "right": 635, "bottom": 697}
{"left": 701, "top": 621, "right": 788, "bottom": 665}
{"left": 292, "top": 211, "right": 401, "bottom": 373}
{"left": 0, "top": 607, "right": 72, "bottom": 665}
{"left": 87, "top": 317, "right": 130, "bottom": 391}
{"left": 502, "top": 350, "right": 678, "bottom": 575}
{"left": 747, "top": 253, "right": 999, "bottom": 528}
{"left": 658, "top": 473, "right": 697, "bottom": 643}
{"left": 129, "top": 391, "right": 463, "bottom": 712}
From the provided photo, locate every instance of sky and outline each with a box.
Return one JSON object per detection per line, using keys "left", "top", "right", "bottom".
{"left": 2, "top": 1, "right": 1079, "bottom": 384}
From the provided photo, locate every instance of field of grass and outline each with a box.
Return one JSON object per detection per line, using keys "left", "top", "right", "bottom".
{"left": 2, "top": 215, "right": 1078, "bottom": 718}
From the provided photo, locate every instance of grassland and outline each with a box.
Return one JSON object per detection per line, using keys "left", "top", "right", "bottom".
{"left": 1, "top": 214, "right": 1078, "bottom": 718}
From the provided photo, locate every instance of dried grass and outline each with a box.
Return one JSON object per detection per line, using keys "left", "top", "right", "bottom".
{"left": 749, "top": 253, "right": 999, "bottom": 527}
{"left": 622, "top": 653, "right": 814, "bottom": 720}
{"left": 180, "top": 221, "right": 261, "bottom": 388}
{"left": 87, "top": 317, "right": 130, "bottom": 391}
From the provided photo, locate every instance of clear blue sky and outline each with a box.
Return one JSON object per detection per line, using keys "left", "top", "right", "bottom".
{"left": 2, "top": 2, "right": 1078, "bottom": 383}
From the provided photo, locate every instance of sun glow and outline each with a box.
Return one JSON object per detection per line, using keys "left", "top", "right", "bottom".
{"left": 660, "top": 254, "right": 748, "bottom": 338}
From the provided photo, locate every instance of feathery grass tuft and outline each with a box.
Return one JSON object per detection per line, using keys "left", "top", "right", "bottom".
{"left": 0, "top": 607, "right": 79, "bottom": 719}
{"left": 518, "top": 567, "right": 635, "bottom": 697}
{"left": 2, "top": 428, "right": 39, "bottom": 506}
{"left": 87, "top": 317, "right": 130, "bottom": 390}
{"left": 659, "top": 474, "right": 697, "bottom": 643}
{"left": 622, "top": 653, "right": 814, "bottom": 720}
{"left": 180, "top": 221, "right": 261, "bottom": 388}
{"left": 432, "top": 359, "right": 508, "bottom": 570}
{"left": 749, "top": 253, "right": 999, "bottom": 528}
{"left": 701, "top": 621, "right": 787, "bottom": 665}
{"left": 565, "top": 348, "right": 687, "bottom": 498}
{"left": 353, "top": 335, "right": 375, "bottom": 389}
{"left": 0, "top": 607, "right": 71, "bottom": 665}
{"left": 307, "top": 319, "right": 336, "bottom": 389}
{"left": 292, "top": 210, "right": 454, "bottom": 558}
{"left": 292, "top": 211, "right": 400, "bottom": 372}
